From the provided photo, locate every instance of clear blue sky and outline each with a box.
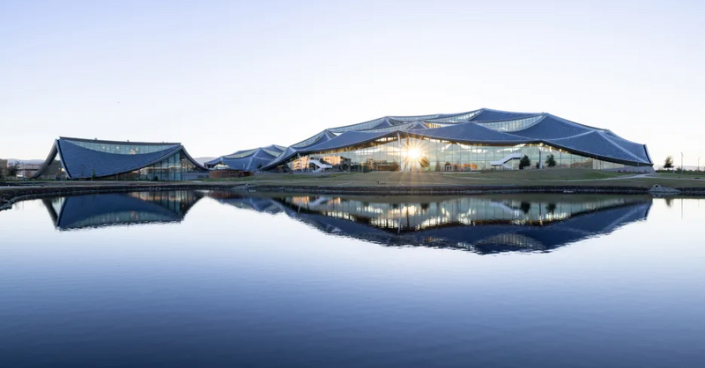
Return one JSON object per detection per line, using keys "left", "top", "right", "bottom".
{"left": 2, "top": 0, "right": 703, "bottom": 167}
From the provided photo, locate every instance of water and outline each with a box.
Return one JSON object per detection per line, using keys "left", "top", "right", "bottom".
{"left": 1, "top": 191, "right": 704, "bottom": 368}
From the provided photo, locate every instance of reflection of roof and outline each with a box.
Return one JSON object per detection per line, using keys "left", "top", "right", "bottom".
{"left": 46, "top": 192, "right": 203, "bottom": 230}
{"left": 254, "top": 108, "right": 652, "bottom": 170}
{"left": 208, "top": 193, "right": 652, "bottom": 255}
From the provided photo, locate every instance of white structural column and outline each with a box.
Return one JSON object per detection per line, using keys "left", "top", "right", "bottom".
{"left": 397, "top": 132, "right": 404, "bottom": 172}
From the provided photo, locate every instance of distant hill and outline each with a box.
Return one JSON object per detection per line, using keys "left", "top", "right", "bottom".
{"left": 5, "top": 159, "right": 44, "bottom": 165}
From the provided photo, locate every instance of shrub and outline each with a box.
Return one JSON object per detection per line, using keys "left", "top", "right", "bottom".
{"left": 545, "top": 154, "right": 557, "bottom": 168}
{"left": 519, "top": 155, "right": 531, "bottom": 170}
{"left": 7, "top": 162, "right": 19, "bottom": 177}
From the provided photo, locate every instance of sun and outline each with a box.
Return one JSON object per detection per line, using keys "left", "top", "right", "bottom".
{"left": 407, "top": 147, "right": 421, "bottom": 160}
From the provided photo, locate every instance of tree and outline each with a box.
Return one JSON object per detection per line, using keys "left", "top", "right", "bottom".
{"left": 664, "top": 156, "right": 674, "bottom": 171}
{"left": 545, "top": 154, "right": 557, "bottom": 168}
{"left": 519, "top": 155, "right": 531, "bottom": 170}
{"left": 435, "top": 162, "right": 441, "bottom": 172}
{"left": 520, "top": 202, "right": 531, "bottom": 214}
{"left": 547, "top": 203, "right": 557, "bottom": 214}
{"left": 6, "top": 162, "right": 20, "bottom": 177}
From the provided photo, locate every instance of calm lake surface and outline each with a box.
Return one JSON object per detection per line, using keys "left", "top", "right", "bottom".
{"left": 1, "top": 191, "right": 704, "bottom": 368}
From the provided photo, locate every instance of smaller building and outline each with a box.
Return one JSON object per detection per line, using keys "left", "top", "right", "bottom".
{"left": 0, "top": 159, "right": 7, "bottom": 177}
{"left": 33, "top": 137, "right": 209, "bottom": 181}
{"left": 205, "top": 144, "right": 286, "bottom": 177}
{"left": 17, "top": 163, "right": 41, "bottom": 179}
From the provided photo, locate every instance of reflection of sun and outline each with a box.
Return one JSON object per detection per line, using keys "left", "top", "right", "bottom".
{"left": 407, "top": 147, "right": 421, "bottom": 160}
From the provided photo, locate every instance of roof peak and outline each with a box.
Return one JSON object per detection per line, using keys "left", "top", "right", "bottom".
{"left": 60, "top": 136, "right": 181, "bottom": 146}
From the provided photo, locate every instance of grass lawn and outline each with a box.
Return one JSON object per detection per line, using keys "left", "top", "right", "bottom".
{"left": 196, "top": 169, "right": 705, "bottom": 189}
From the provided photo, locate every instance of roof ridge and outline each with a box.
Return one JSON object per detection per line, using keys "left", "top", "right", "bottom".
{"left": 60, "top": 136, "right": 181, "bottom": 146}
{"left": 471, "top": 113, "right": 546, "bottom": 125}
{"left": 544, "top": 130, "right": 595, "bottom": 140}
{"left": 597, "top": 131, "right": 646, "bottom": 163}
{"left": 480, "top": 107, "right": 542, "bottom": 116}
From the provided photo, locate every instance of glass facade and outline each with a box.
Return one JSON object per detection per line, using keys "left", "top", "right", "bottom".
{"left": 54, "top": 151, "right": 208, "bottom": 181}
{"left": 136, "top": 151, "right": 204, "bottom": 180}
{"left": 286, "top": 136, "right": 631, "bottom": 172}
{"left": 66, "top": 140, "right": 178, "bottom": 155}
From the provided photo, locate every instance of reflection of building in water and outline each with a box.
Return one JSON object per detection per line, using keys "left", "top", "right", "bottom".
{"left": 44, "top": 191, "right": 203, "bottom": 230}
{"left": 210, "top": 193, "right": 652, "bottom": 254}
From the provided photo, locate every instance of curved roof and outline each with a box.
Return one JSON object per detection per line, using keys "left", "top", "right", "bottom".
{"left": 407, "top": 120, "right": 528, "bottom": 143}
{"left": 468, "top": 108, "right": 540, "bottom": 122}
{"left": 211, "top": 147, "right": 279, "bottom": 172}
{"left": 59, "top": 140, "right": 179, "bottom": 178}
{"left": 206, "top": 144, "right": 286, "bottom": 171}
{"left": 509, "top": 114, "right": 590, "bottom": 139}
{"left": 252, "top": 108, "right": 651, "bottom": 169}
{"left": 34, "top": 137, "right": 207, "bottom": 179}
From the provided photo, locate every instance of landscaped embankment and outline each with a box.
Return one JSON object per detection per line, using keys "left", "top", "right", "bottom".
{"left": 3, "top": 180, "right": 705, "bottom": 212}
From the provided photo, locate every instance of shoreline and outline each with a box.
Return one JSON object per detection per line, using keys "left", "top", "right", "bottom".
{"left": 3, "top": 182, "right": 705, "bottom": 211}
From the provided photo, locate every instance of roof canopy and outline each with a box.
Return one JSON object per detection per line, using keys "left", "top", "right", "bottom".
{"left": 33, "top": 137, "right": 207, "bottom": 179}
{"left": 212, "top": 108, "right": 652, "bottom": 171}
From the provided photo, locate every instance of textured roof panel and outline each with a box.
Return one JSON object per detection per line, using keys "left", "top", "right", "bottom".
{"left": 546, "top": 131, "right": 648, "bottom": 164}
{"left": 600, "top": 133, "right": 650, "bottom": 163}
{"left": 303, "top": 130, "right": 394, "bottom": 152}
{"left": 407, "top": 122, "right": 528, "bottom": 143}
{"left": 58, "top": 139, "right": 182, "bottom": 178}
{"left": 249, "top": 108, "right": 653, "bottom": 169}
{"left": 470, "top": 108, "right": 540, "bottom": 122}
{"left": 509, "top": 115, "right": 590, "bottom": 139}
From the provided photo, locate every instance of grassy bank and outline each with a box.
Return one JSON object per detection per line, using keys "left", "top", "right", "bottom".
{"left": 197, "top": 169, "right": 705, "bottom": 189}
{"left": 3, "top": 169, "right": 705, "bottom": 211}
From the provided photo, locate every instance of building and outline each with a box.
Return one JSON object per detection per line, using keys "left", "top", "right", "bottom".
{"left": 247, "top": 108, "right": 652, "bottom": 173}
{"left": 17, "top": 163, "right": 41, "bottom": 179}
{"left": 204, "top": 144, "right": 287, "bottom": 176}
{"left": 0, "top": 159, "right": 7, "bottom": 177}
{"left": 33, "top": 137, "right": 209, "bottom": 180}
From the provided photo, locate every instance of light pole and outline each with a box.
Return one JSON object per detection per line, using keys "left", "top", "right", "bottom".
{"left": 681, "top": 152, "right": 684, "bottom": 172}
